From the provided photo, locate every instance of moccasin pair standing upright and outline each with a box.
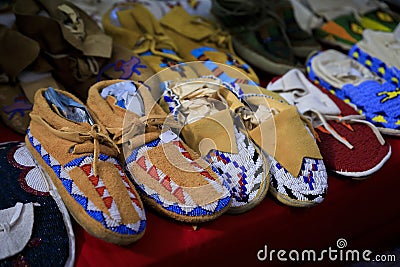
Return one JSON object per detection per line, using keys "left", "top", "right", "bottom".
{"left": 160, "top": 76, "right": 328, "bottom": 207}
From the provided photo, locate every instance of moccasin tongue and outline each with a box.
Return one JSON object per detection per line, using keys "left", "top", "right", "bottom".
{"left": 218, "top": 86, "right": 245, "bottom": 111}
{"left": 56, "top": 2, "right": 112, "bottom": 57}
{"left": 247, "top": 98, "right": 322, "bottom": 177}
{"left": 160, "top": 6, "right": 214, "bottom": 41}
{"left": 181, "top": 108, "right": 238, "bottom": 156}
{"left": 44, "top": 87, "right": 94, "bottom": 124}
{"left": 115, "top": 8, "right": 144, "bottom": 43}
{"left": 267, "top": 69, "right": 342, "bottom": 115}
{"left": 129, "top": 6, "right": 165, "bottom": 37}
{"left": 169, "top": 78, "right": 238, "bottom": 156}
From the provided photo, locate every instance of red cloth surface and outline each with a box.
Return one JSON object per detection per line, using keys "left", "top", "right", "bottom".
{"left": 1, "top": 121, "right": 400, "bottom": 267}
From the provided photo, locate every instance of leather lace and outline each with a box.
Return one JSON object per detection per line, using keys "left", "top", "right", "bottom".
{"left": 307, "top": 110, "right": 386, "bottom": 149}
{"left": 31, "top": 114, "right": 119, "bottom": 177}
{"left": 237, "top": 103, "right": 318, "bottom": 139}
{"left": 107, "top": 113, "right": 181, "bottom": 150}
{"left": 133, "top": 33, "right": 183, "bottom": 62}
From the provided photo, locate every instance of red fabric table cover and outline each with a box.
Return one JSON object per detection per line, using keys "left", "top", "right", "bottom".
{"left": 2, "top": 120, "right": 399, "bottom": 267}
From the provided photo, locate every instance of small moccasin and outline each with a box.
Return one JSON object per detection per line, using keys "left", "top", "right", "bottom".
{"left": 26, "top": 87, "right": 146, "bottom": 245}
{"left": 160, "top": 77, "right": 269, "bottom": 213}
{"left": 87, "top": 80, "right": 232, "bottom": 223}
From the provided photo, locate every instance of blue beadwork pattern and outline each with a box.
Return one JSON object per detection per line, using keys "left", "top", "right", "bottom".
{"left": 27, "top": 129, "right": 146, "bottom": 236}
{"left": 162, "top": 81, "right": 183, "bottom": 121}
{"left": 125, "top": 139, "right": 232, "bottom": 217}
{"left": 139, "top": 48, "right": 178, "bottom": 58}
{"left": 161, "top": 78, "right": 268, "bottom": 209}
{"left": 204, "top": 127, "right": 266, "bottom": 208}
{"left": 137, "top": 48, "right": 189, "bottom": 78}
{"left": 342, "top": 80, "right": 400, "bottom": 130}
{"left": 190, "top": 46, "right": 258, "bottom": 85}
{"left": 136, "top": 184, "right": 231, "bottom": 216}
{"left": 3, "top": 95, "right": 33, "bottom": 120}
{"left": 307, "top": 51, "right": 400, "bottom": 130}
{"left": 97, "top": 56, "right": 148, "bottom": 81}
{"left": 268, "top": 154, "right": 328, "bottom": 203}
{"left": 349, "top": 45, "right": 400, "bottom": 86}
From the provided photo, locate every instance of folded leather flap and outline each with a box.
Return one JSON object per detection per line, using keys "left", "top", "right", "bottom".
{"left": 14, "top": 0, "right": 112, "bottom": 58}
{"left": 82, "top": 34, "right": 112, "bottom": 58}
{"left": 0, "top": 25, "right": 40, "bottom": 80}
{"left": 181, "top": 109, "right": 238, "bottom": 156}
{"left": 267, "top": 69, "right": 341, "bottom": 115}
{"left": 248, "top": 101, "right": 322, "bottom": 176}
{"left": 218, "top": 87, "right": 245, "bottom": 111}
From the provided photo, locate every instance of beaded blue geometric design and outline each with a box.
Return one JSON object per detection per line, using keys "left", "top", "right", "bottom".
{"left": 204, "top": 127, "right": 265, "bottom": 208}
{"left": 224, "top": 81, "right": 328, "bottom": 203}
{"left": 125, "top": 139, "right": 232, "bottom": 216}
{"left": 125, "top": 138, "right": 161, "bottom": 165}
{"left": 268, "top": 155, "right": 328, "bottom": 203}
{"left": 138, "top": 49, "right": 188, "bottom": 77}
{"left": 349, "top": 45, "right": 400, "bottom": 86}
{"left": 342, "top": 80, "right": 400, "bottom": 129}
{"left": 307, "top": 51, "right": 400, "bottom": 130}
{"left": 162, "top": 83, "right": 183, "bottom": 121}
{"left": 190, "top": 47, "right": 257, "bottom": 85}
{"left": 27, "top": 128, "right": 146, "bottom": 235}
{"left": 97, "top": 56, "right": 148, "bottom": 81}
